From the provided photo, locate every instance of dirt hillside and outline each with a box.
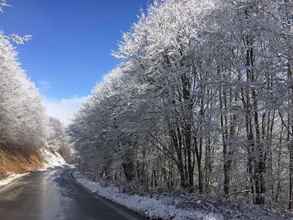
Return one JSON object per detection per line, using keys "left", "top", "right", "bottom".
{"left": 0, "top": 145, "right": 43, "bottom": 178}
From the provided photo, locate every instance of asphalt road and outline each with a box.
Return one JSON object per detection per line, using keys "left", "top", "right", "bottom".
{"left": 0, "top": 168, "right": 145, "bottom": 220}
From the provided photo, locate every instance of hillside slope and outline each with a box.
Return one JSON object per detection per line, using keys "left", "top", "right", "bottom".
{"left": 0, "top": 145, "right": 66, "bottom": 180}
{"left": 0, "top": 145, "right": 43, "bottom": 178}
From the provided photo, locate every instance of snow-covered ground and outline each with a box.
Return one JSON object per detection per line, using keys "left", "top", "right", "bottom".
{"left": 73, "top": 171, "right": 293, "bottom": 220}
{"left": 39, "top": 148, "right": 66, "bottom": 170}
{"left": 73, "top": 171, "right": 223, "bottom": 220}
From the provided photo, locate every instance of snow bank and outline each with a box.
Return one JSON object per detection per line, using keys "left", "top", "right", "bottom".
{"left": 73, "top": 171, "right": 223, "bottom": 220}
{"left": 40, "top": 148, "right": 66, "bottom": 170}
{"left": 0, "top": 173, "right": 28, "bottom": 187}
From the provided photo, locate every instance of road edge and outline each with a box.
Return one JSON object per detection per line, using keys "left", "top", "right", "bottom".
{"left": 69, "top": 170, "right": 147, "bottom": 220}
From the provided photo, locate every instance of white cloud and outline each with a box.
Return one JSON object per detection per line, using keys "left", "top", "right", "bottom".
{"left": 42, "top": 96, "right": 88, "bottom": 126}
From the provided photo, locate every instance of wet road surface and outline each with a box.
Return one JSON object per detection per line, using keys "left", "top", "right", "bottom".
{"left": 0, "top": 168, "right": 144, "bottom": 220}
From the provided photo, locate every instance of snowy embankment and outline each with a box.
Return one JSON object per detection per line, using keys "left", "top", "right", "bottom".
{"left": 73, "top": 172, "right": 293, "bottom": 220}
{"left": 73, "top": 171, "right": 222, "bottom": 220}
{"left": 39, "top": 148, "right": 66, "bottom": 169}
{"left": 0, "top": 173, "right": 29, "bottom": 188}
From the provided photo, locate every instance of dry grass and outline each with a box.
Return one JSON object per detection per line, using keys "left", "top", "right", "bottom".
{"left": 0, "top": 145, "right": 43, "bottom": 178}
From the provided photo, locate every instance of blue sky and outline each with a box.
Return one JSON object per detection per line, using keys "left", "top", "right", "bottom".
{"left": 1, "top": 0, "right": 148, "bottom": 124}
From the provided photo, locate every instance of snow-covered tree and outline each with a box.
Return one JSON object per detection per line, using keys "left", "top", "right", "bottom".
{"left": 70, "top": 0, "right": 293, "bottom": 208}
{"left": 0, "top": 37, "right": 48, "bottom": 150}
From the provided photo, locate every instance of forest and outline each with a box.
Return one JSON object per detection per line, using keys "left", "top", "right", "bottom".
{"left": 68, "top": 0, "right": 293, "bottom": 210}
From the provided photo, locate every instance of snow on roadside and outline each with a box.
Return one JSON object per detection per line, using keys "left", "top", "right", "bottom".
{"left": 39, "top": 148, "right": 66, "bottom": 170}
{"left": 0, "top": 173, "right": 28, "bottom": 187}
{"left": 73, "top": 171, "right": 223, "bottom": 220}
